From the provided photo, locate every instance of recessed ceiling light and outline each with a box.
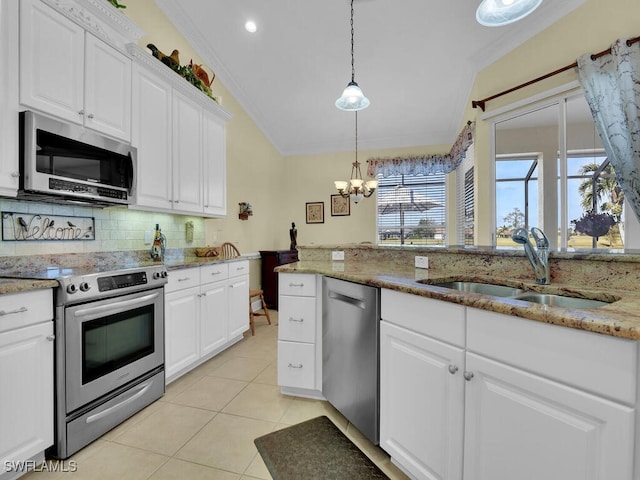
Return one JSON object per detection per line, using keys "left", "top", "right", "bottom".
{"left": 245, "top": 20, "right": 257, "bottom": 33}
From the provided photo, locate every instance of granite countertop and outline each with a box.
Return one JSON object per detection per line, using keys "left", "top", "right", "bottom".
{"left": 277, "top": 260, "right": 640, "bottom": 340}
{"left": 0, "top": 278, "right": 58, "bottom": 295}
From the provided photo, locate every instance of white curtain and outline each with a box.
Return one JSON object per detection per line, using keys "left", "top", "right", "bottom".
{"left": 577, "top": 39, "right": 640, "bottom": 222}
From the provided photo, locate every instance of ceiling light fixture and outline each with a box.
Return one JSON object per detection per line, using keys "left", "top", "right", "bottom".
{"left": 476, "top": 0, "right": 543, "bottom": 27}
{"left": 335, "top": 0, "right": 369, "bottom": 111}
{"left": 245, "top": 20, "right": 257, "bottom": 33}
{"left": 334, "top": 112, "right": 377, "bottom": 204}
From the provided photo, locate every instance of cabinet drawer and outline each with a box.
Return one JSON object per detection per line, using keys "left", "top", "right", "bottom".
{"left": 165, "top": 267, "right": 200, "bottom": 293}
{"left": 279, "top": 273, "right": 316, "bottom": 297}
{"left": 277, "top": 340, "right": 315, "bottom": 390}
{"left": 467, "top": 307, "right": 638, "bottom": 405}
{"left": 279, "top": 296, "right": 316, "bottom": 342}
{"left": 228, "top": 260, "right": 249, "bottom": 278}
{"left": 200, "top": 263, "right": 229, "bottom": 284}
{"left": 381, "top": 289, "right": 465, "bottom": 347}
{"left": 0, "top": 289, "right": 53, "bottom": 333}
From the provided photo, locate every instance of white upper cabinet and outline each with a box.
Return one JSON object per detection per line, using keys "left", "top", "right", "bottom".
{"left": 127, "top": 44, "right": 231, "bottom": 217}
{"left": 19, "top": 0, "right": 134, "bottom": 142}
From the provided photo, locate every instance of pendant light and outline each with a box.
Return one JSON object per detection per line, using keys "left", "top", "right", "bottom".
{"left": 334, "top": 112, "right": 378, "bottom": 203}
{"left": 335, "top": 0, "right": 370, "bottom": 111}
{"left": 476, "top": 0, "right": 543, "bottom": 27}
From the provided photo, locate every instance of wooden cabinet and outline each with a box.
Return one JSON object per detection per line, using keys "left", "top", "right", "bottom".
{"left": 259, "top": 250, "right": 299, "bottom": 309}
{"left": 127, "top": 44, "right": 231, "bottom": 217}
{"left": 0, "top": 289, "right": 54, "bottom": 475}
{"left": 164, "top": 260, "right": 249, "bottom": 383}
{"left": 277, "top": 273, "right": 322, "bottom": 397}
{"left": 19, "top": 0, "right": 131, "bottom": 141}
{"left": 379, "top": 289, "right": 638, "bottom": 480}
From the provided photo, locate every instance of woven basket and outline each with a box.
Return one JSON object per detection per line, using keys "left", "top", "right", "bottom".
{"left": 195, "top": 246, "right": 219, "bottom": 257}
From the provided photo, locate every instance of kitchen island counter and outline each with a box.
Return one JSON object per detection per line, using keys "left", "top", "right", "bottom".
{"left": 277, "top": 258, "right": 640, "bottom": 340}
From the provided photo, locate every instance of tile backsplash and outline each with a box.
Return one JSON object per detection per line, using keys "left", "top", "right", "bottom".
{"left": 0, "top": 199, "right": 205, "bottom": 256}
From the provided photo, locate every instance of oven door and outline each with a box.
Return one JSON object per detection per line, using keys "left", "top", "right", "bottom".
{"left": 64, "top": 288, "right": 164, "bottom": 413}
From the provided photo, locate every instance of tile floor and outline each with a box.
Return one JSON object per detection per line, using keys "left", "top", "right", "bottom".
{"left": 26, "top": 311, "right": 409, "bottom": 480}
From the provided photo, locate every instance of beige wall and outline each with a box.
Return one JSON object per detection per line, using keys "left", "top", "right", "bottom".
{"left": 470, "top": 0, "right": 640, "bottom": 245}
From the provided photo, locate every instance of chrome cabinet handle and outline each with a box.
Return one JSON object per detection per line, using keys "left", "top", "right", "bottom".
{"left": 11, "top": 171, "right": 19, "bottom": 178}
{"left": 288, "top": 317, "right": 304, "bottom": 323}
{"left": 288, "top": 363, "right": 303, "bottom": 369}
{"left": 46, "top": 335, "right": 55, "bottom": 342}
{"left": 177, "top": 277, "right": 191, "bottom": 282}
{"left": 236, "top": 266, "right": 245, "bottom": 271}
{"left": 0, "top": 306, "right": 28, "bottom": 316}
{"left": 448, "top": 365, "right": 459, "bottom": 375}
{"left": 78, "top": 109, "right": 84, "bottom": 116}
{"left": 87, "top": 113, "right": 94, "bottom": 119}
{"left": 289, "top": 283, "right": 304, "bottom": 287}
{"left": 463, "top": 371, "right": 474, "bottom": 381}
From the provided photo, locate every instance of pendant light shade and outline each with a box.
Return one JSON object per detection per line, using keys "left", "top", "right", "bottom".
{"left": 335, "top": 0, "right": 369, "bottom": 111}
{"left": 336, "top": 81, "right": 370, "bottom": 111}
{"left": 476, "top": 0, "right": 543, "bottom": 27}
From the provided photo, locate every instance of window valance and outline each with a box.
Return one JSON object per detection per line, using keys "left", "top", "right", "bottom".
{"left": 366, "top": 121, "right": 474, "bottom": 178}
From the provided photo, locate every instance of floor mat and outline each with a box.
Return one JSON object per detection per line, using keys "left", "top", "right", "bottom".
{"left": 254, "top": 415, "right": 389, "bottom": 480}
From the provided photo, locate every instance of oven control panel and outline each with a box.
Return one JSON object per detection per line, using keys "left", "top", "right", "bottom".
{"left": 98, "top": 271, "right": 148, "bottom": 292}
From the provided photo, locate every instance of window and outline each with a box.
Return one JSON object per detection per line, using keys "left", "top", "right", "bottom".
{"left": 456, "top": 147, "right": 474, "bottom": 245}
{"left": 492, "top": 90, "right": 628, "bottom": 250}
{"left": 377, "top": 173, "right": 446, "bottom": 246}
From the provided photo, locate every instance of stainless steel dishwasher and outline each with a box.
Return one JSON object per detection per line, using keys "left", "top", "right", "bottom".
{"left": 322, "top": 277, "right": 380, "bottom": 444}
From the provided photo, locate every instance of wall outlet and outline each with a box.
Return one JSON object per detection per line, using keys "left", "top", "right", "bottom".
{"left": 332, "top": 251, "right": 345, "bottom": 261}
{"left": 415, "top": 256, "right": 429, "bottom": 269}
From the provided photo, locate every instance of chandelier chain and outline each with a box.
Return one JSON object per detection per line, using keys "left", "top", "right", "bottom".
{"left": 350, "top": 0, "right": 355, "bottom": 82}
{"left": 355, "top": 111, "right": 358, "bottom": 164}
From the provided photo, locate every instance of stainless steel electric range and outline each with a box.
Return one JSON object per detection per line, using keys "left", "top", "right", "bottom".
{"left": 2, "top": 263, "right": 169, "bottom": 459}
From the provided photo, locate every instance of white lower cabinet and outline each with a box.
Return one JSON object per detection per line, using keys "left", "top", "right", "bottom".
{"left": 0, "top": 289, "right": 54, "bottom": 478}
{"left": 380, "top": 288, "right": 638, "bottom": 480}
{"left": 277, "top": 273, "right": 322, "bottom": 397}
{"left": 165, "top": 260, "right": 249, "bottom": 383}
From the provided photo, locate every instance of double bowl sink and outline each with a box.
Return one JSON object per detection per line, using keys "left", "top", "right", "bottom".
{"left": 421, "top": 280, "right": 613, "bottom": 309}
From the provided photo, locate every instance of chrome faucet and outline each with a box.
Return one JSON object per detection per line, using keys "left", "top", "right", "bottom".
{"left": 511, "top": 227, "right": 550, "bottom": 284}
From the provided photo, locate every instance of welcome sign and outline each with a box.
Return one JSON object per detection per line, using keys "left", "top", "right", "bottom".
{"left": 1, "top": 212, "right": 95, "bottom": 241}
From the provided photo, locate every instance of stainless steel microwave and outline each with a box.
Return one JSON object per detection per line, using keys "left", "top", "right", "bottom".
{"left": 19, "top": 111, "right": 136, "bottom": 206}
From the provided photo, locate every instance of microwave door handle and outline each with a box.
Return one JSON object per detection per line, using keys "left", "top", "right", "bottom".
{"left": 126, "top": 152, "right": 134, "bottom": 191}
{"left": 73, "top": 291, "right": 160, "bottom": 320}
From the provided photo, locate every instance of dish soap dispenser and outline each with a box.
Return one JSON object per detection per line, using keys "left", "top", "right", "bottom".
{"left": 150, "top": 224, "right": 166, "bottom": 260}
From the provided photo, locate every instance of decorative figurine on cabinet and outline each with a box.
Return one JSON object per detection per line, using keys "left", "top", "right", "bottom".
{"left": 239, "top": 202, "right": 253, "bottom": 220}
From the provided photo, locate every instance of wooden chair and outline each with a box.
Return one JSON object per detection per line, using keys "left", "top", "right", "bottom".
{"left": 249, "top": 289, "right": 271, "bottom": 335}
{"left": 220, "top": 242, "right": 240, "bottom": 258}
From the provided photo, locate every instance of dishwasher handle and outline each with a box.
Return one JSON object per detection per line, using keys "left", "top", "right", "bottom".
{"left": 327, "top": 290, "right": 366, "bottom": 310}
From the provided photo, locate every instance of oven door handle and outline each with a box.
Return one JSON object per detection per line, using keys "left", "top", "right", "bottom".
{"left": 85, "top": 379, "right": 153, "bottom": 424}
{"left": 73, "top": 292, "right": 160, "bottom": 320}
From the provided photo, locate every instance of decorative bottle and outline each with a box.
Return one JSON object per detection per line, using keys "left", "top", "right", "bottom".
{"left": 150, "top": 223, "right": 166, "bottom": 260}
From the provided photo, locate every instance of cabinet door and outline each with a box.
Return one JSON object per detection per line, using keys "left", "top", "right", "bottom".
{"left": 172, "top": 90, "right": 203, "bottom": 213}
{"left": 165, "top": 287, "right": 200, "bottom": 380}
{"left": 84, "top": 33, "right": 131, "bottom": 141}
{"left": 131, "top": 64, "right": 173, "bottom": 209}
{"left": 19, "top": 0, "right": 84, "bottom": 123}
{"left": 380, "top": 321, "right": 465, "bottom": 480}
{"left": 202, "top": 109, "right": 226, "bottom": 216}
{"left": 463, "top": 353, "right": 634, "bottom": 480}
{"left": 278, "top": 296, "right": 316, "bottom": 343}
{"left": 0, "top": 0, "right": 19, "bottom": 197}
{"left": 200, "top": 281, "right": 228, "bottom": 356}
{"left": 0, "top": 322, "right": 54, "bottom": 467}
{"left": 227, "top": 275, "right": 249, "bottom": 339}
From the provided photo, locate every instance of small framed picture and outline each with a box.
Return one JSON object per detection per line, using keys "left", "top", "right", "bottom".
{"left": 331, "top": 194, "right": 350, "bottom": 216}
{"left": 305, "top": 202, "right": 324, "bottom": 224}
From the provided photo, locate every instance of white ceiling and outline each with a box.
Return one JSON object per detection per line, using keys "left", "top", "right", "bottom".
{"left": 155, "top": 0, "right": 587, "bottom": 157}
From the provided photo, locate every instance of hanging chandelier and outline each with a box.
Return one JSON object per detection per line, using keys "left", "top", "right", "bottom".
{"left": 335, "top": 0, "right": 370, "bottom": 111}
{"left": 334, "top": 112, "right": 378, "bottom": 203}
{"left": 476, "top": 0, "right": 543, "bottom": 27}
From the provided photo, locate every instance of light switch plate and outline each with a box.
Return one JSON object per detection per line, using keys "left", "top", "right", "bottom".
{"left": 332, "top": 251, "right": 345, "bottom": 261}
{"left": 415, "top": 256, "right": 429, "bottom": 269}
{"left": 144, "top": 231, "right": 153, "bottom": 245}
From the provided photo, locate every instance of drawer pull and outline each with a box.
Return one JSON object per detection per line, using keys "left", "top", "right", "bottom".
{"left": 177, "top": 277, "right": 191, "bottom": 282}
{"left": 0, "top": 306, "right": 28, "bottom": 316}
{"left": 288, "top": 317, "right": 304, "bottom": 323}
{"left": 236, "top": 266, "right": 245, "bottom": 271}
{"left": 289, "top": 283, "right": 304, "bottom": 287}
{"left": 210, "top": 271, "right": 221, "bottom": 275}
{"left": 288, "top": 363, "right": 303, "bottom": 369}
